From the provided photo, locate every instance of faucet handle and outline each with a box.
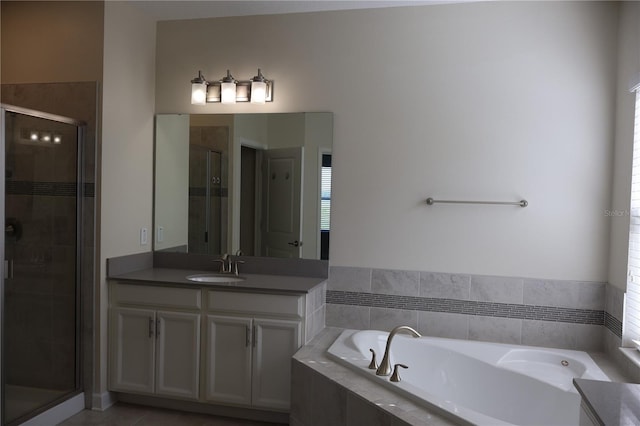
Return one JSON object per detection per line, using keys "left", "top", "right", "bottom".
{"left": 213, "top": 258, "right": 225, "bottom": 273}
{"left": 233, "top": 260, "right": 245, "bottom": 276}
{"left": 390, "top": 364, "right": 408, "bottom": 382}
{"left": 368, "top": 348, "right": 378, "bottom": 370}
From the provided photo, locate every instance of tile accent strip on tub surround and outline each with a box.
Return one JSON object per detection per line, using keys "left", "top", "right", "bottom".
{"left": 605, "top": 283, "right": 625, "bottom": 339}
{"left": 605, "top": 311, "right": 623, "bottom": 339}
{"left": 326, "top": 290, "right": 604, "bottom": 325}
{"left": 327, "top": 266, "right": 607, "bottom": 326}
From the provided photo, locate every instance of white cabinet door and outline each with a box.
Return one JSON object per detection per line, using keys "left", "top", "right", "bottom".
{"left": 205, "top": 315, "right": 253, "bottom": 405}
{"left": 110, "top": 307, "right": 156, "bottom": 394}
{"left": 252, "top": 318, "right": 302, "bottom": 410}
{"left": 156, "top": 311, "right": 201, "bottom": 400}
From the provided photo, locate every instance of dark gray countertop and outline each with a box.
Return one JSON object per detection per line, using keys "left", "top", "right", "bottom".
{"left": 109, "top": 267, "right": 326, "bottom": 294}
{"left": 574, "top": 378, "right": 640, "bottom": 425}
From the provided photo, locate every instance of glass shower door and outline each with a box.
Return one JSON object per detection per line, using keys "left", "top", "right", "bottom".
{"left": 188, "top": 147, "right": 222, "bottom": 255}
{"left": 2, "top": 108, "right": 81, "bottom": 425}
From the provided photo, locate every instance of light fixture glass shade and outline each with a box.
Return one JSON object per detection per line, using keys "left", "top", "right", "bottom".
{"left": 221, "top": 82, "right": 237, "bottom": 104}
{"left": 191, "top": 82, "right": 207, "bottom": 105}
{"left": 190, "top": 70, "right": 208, "bottom": 105}
{"left": 251, "top": 80, "right": 267, "bottom": 104}
{"left": 221, "top": 70, "right": 237, "bottom": 104}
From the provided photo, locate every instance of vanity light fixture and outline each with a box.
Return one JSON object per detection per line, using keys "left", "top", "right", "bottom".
{"left": 189, "top": 68, "right": 273, "bottom": 105}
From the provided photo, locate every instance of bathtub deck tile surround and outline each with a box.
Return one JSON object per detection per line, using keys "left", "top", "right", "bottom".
{"left": 600, "top": 283, "right": 640, "bottom": 382}
{"left": 521, "top": 320, "right": 604, "bottom": 351}
{"left": 290, "top": 328, "right": 456, "bottom": 426}
{"left": 372, "top": 269, "right": 420, "bottom": 296}
{"left": 370, "top": 307, "right": 418, "bottom": 331}
{"left": 327, "top": 266, "right": 609, "bottom": 351}
{"left": 470, "top": 275, "right": 524, "bottom": 304}
{"left": 417, "top": 311, "right": 469, "bottom": 340}
{"left": 523, "top": 279, "right": 605, "bottom": 310}
{"left": 468, "top": 316, "right": 522, "bottom": 345}
{"left": 419, "top": 272, "right": 470, "bottom": 300}
{"left": 328, "top": 266, "right": 372, "bottom": 292}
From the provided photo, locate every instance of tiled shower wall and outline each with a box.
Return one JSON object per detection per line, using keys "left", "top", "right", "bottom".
{"left": 326, "top": 266, "right": 618, "bottom": 351}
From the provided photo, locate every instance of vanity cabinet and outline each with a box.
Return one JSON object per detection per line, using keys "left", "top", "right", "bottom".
{"left": 205, "top": 291, "right": 304, "bottom": 411}
{"left": 108, "top": 280, "right": 314, "bottom": 414}
{"left": 109, "top": 284, "right": 201, "bottom": 400}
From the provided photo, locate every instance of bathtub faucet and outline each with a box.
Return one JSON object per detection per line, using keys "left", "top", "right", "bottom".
{"left": 376, "top": 325, "right": 421, "bottom": 376}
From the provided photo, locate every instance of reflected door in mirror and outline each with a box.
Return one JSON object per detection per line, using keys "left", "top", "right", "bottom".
{"left": 261, "top": 147, "right": 302, "bottom": 258}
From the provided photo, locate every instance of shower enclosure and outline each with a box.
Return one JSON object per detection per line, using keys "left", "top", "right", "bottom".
{"left": 1, "top": 105, "right": 83, "bottom": 425}
{"left": 188, "top": 125, "right": 228, "bottom": 255}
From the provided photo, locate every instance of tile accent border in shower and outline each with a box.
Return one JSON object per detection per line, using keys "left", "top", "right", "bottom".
{"left": 325, "top": 266, "right": 609, "bottom": 350}
{"left": 6, "top": 181, "right": 95, "bottom": 197}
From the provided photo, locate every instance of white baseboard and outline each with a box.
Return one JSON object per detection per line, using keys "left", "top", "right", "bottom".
{"left": 20, "top": 392, "right": 85, "bottom": 426}
{"left": 91, "top": 391, "right": 116, "bottom": 411}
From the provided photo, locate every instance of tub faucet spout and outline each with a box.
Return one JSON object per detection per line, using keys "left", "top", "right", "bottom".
{"left": 376, "top": 325, "right": 421, "bottom": 376}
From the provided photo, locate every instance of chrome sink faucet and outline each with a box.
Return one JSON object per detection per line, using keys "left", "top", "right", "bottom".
{"left": 376, "top": 325, "right": 421, "bottom": 376}
{"left": 214, "top": 253, "right": 244, "bottom": 276}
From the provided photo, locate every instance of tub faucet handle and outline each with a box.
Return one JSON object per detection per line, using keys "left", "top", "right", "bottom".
{"left": 390, "top": 364, "right": 408, "bottom": 382}
{"left": 368, "top": 348, "right": 378, "bottom": 370}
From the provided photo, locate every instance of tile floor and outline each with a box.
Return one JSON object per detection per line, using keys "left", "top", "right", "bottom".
{"left": 57, "top": 403, "right": 287, "bottom": 426}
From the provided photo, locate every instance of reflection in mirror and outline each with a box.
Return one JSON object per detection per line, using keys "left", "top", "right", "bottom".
{"left": 154, "top": 113, "right": 333, "bottom": 260}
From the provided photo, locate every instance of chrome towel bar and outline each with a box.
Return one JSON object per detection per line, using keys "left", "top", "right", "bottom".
{"left": 426, "top": 198, "right": 528, "bottom": 208}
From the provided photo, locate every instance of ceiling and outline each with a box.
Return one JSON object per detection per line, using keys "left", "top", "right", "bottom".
{"left": 129, "top": 0, "right": 454, "bottom": 22}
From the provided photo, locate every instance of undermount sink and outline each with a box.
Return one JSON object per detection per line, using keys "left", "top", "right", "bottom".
{"left": 186, "top": 274, "right": 246, "bottom": 283}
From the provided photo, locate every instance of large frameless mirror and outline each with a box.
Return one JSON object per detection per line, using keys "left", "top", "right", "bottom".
{"left": 154, "top": 112, "right": 333, "bottom": 260}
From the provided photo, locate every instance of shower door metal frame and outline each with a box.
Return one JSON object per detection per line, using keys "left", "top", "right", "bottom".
{"left": 0, "top": 104, "right": 86, "bottom": 425}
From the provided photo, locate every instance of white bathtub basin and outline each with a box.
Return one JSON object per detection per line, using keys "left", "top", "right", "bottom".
{"left": 327, "top": 329, "right": 610, "bottom": 426}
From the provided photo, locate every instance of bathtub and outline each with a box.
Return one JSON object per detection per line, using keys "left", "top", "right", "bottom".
{"left": 327, "top": 329, "right": 610, "bottom": 426}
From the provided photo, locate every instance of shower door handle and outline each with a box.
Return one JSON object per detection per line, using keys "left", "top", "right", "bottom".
{"left": 4, "top": 259, "right": 13, "bottom": 279}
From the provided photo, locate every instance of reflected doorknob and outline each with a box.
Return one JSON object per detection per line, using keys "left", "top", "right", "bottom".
{"left": 287, "top": 240, "right": 302, "bottom": 247}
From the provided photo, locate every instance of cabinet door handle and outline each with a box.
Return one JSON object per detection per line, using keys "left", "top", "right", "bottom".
{"left": 252, "top": 326, "right": 257, "bottom": 348}
{"left": 148, "top": 317, "right": 154, "bottom": 338}
{"left": 156, "top": 318, "right": 160, "bottom": 338}
{"left": 246, "top": 326, "right": 251, "bottom": 347}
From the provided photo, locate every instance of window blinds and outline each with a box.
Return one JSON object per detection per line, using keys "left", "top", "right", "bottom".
{"left": 624, "top": 90, "right": 640, "bottom": 347}
{"left": 320, "top": 166, "right": 331, "bottom": 231}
